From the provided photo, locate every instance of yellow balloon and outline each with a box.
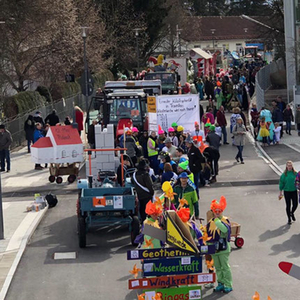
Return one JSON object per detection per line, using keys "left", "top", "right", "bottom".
{"left": 162, "top": 181, "right": 172, "bottom": 193}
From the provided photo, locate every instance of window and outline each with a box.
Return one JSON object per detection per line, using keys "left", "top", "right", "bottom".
{"left": 110, "top": 98, "right": 142, "bottom": 122}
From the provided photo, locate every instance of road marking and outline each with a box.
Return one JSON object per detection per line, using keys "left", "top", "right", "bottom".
{"left": 284, "top": 143, "right": 300, "bottom": 154}
{"left": 54, "top": 252, "right": 76, "bottom": 260}
{"left": 3, "top": 203, "right": 10, "bottom": 210}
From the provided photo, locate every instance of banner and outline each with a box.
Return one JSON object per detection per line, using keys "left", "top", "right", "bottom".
{"left": 156, "top": 94, "right": 200, "bottom": 133}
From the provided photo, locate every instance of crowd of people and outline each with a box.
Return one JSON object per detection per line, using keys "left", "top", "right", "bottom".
{"left": 250, "top": 96, "right": 300, "bottom": 147}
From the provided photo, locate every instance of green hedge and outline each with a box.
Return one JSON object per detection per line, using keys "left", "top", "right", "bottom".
{"left": 50, "top": 81, "right": 81, "bottom": 101}
{"left": 36, "top": 86, "right": 53, "bottom": 103}
{"left": 3, "top": 91, "right": 46, "bottom": 118}
{"left": 93, "top": 69, "right": 114, "bottom": 89}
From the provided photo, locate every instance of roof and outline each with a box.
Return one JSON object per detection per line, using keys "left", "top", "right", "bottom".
{"left": 189, "top": 48, "right": 212, "bottom": 59}
{"left": 50, "top": 125, "right": 82, "bottom": 146}
{"left": 181, "top": 16, "right": 266, "bottom": 42}
{"left": 32, "top": 137, "right": 53, "bottom": 148}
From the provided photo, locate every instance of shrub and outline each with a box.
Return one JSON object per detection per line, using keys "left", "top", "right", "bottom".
{"left": 50, "top": 81, "right": 81, "bottom": 101}
{"left": 36, "top": 86, "right": 53, "bottom": 103}
{"left": 3, "top": 91, "right": 46, "bottom": 118}
{"left": 93, "top": 69, "right": 114, "bottom": 89}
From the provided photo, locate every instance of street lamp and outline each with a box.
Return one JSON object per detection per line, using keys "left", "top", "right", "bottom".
{"left": 133, "top": 28, "right": 142, "bottom": 79}
{"left": 81, "top": 27, "right": 90, "bottom": 128}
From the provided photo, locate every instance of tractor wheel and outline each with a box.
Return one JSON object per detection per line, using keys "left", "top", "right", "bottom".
{"left": 78, "top": 216, "right": 86, "bottom": 248}
{"left": 131, "top": 216, "right": 140, "bottom": 246}
{"left": 49, "top": 175, "right": 55, "bottom": 183}
{"left": 68, "top": 175, "right": 76, "bottom": 184}
{"left": 235, "top": 237, "right": 244, "bottom": 248}
{"left": 56, "top": 176, "right": 63, "bottom": 184}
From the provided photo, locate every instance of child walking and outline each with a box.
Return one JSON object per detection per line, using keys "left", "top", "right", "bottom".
{"left": 273, "top": 122, "right": 281, "bottom": 144}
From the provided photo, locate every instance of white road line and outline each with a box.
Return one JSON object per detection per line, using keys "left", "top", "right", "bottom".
{"left": 284, "top": 143, "right": 300, "bottom": 154}
{"left": 3, "top": 203, "right": 10, "bottom": 210}
{"left": 54, "top": 252, "right": 76, "bottom": 260}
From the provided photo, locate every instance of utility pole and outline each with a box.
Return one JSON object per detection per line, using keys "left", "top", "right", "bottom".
{"left": 176, "top": 25, "right": 182, "bottom": 57}
{"left": 211, "top": 29, "right": 216, "bottom": 53}
{"left": 0, "top": 21, "right": 5, "bottom": 239}
{"left": 81, "top": 27, "right": 90, "bottom": 127}
{"left": 133, "top": 28, "right": 142, "bottom": 79}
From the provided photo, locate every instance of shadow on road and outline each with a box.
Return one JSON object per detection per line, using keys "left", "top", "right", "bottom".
{"left": 258, "top": 224, "right": 290, "bottom": 242}
{"left": 269, "top": 233, "right": 300, "bottom": 258}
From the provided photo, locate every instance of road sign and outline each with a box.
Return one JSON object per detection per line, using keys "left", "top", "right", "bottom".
{"left": 127, "top": 245, "right": 215, "bottom": 260}
{"left": 144, "top": 286, "right": 202, "bottom": 300}
{"left": 147, "top": 96, "right": 156, "bottom": 113}
{"left": 128, "top": 273, "right": 215, "bottom": 290}
{"left": 143, "top": 256, "right": 202, "bottom": 277}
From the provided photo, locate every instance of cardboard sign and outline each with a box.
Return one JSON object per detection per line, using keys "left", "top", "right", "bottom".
{"left": 127, "top": 245, "right": 215, "bottom": 260}
{"left": 143, "top": 223, "right": 166, "bottom": 243}
{"left": 166, "top": 211, "right": 199, "bottom": 254}
{"left": 144, "top": 286, "right": 202, "bottom": 300}
{"left": 143, "top": 256, "right": 202, "bottom": 277}
{"left": 93, "top": 196, "right": 106, "bottom": 207}
{"left": 147, "top": 96, "right": 157, "bottom": 113}
{"left": 128, "top": 273, "right": 215, "bottom": 290}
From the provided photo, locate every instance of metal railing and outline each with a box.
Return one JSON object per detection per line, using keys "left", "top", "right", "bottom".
{"left": 255, "top": 58, "right": 285, "bottom": 110}
{"left": 5, "top": 93, "right": 84, "bottom": 149}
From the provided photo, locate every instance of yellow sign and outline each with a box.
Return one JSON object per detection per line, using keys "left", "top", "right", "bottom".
{"left": 147, "top": 96, "right": 157, "bottom": 113}
{"left": 166, "top": 211, "right": 199, "bottom": 254}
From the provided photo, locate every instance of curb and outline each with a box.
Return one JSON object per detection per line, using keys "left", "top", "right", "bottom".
{"left": 247, "top": 106, "right": 282, "bottom": 176}
{"left": 0, "top": 206, "right": 48, "bottom": 300}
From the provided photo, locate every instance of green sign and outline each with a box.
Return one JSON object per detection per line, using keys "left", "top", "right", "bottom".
{"left": 144, "top": 285, "right": 202, "bottom": 300}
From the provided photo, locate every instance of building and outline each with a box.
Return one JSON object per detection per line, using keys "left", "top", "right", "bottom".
{"left": 180, "top": 16, "right": 268, "bottom": 56}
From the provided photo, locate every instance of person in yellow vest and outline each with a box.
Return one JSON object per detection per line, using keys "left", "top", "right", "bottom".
{"left": 147, "top": 131, "right": 159, "bottom": 175}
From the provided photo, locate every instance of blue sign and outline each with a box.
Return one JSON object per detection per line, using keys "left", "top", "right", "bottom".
{"left": 143, "top": 256, "right": 202, "bottom": 277}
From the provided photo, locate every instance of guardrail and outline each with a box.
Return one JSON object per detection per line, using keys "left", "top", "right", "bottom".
{"left": 255, "top": 58, "right": 285, "bottom": 110}
{"left": 5, "top": 93, "right": 84, "bottom": 149}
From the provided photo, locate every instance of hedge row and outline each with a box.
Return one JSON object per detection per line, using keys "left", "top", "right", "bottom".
{"left": 93, "top": 69, "right": 114, "bottom": 89}
{"left": 3, "top": 91, "right": 46, "bottom": 118}
{"left": 50, "top": 81, "right": 81, "bottom": 102}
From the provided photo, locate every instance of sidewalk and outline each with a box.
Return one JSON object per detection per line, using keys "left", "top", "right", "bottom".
{"left": 0, "top": 144, "right": 84, "bottom": 300}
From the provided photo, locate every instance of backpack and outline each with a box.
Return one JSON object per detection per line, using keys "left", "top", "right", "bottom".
{"left": 45, "top": 193, "right": 58, "bottom": 208}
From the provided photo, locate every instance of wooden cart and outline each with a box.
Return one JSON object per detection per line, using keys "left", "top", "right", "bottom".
{"left": 49, "top": 162, "right": 80, "bottom": 184}
{"left": 230, "top": 221, "right": 244, "bottom": 248}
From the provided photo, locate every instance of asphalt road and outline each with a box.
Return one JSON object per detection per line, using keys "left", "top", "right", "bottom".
{"left": 5, "top": 137, "right": 300, "bottom": 300}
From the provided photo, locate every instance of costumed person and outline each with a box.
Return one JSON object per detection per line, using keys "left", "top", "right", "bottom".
{"left": 141, "top": 200, "right": 163, "bottom": 249}
{"left": 132, "top": 159, "right": 154, "bottom": 223}
{"left": 257, "top": 116, "right": 270, "bottom": 147}
{"left": 159, "top": 151, "right": 177, "bottom": 175}
{"left": 173, "top": 172, "right": 199, "bottom": 218}
{"left": 207, "top": 196, "right": 233, "bottom": 293}
{"left": 176, "top": 207, "right": 203, "bottom": 244}
{"left": 273, "top": 122, "right": 281, "bottom": 144}
{"left": 168, "top": 127, "right": 178, "bottom": 147}
{"left": 259, "top": 107, "right": 274, "bottom": 142}
{"left": 177, "top": 160, "right": 196, "bottom": 188}
{"left": 157, "top": 126, "right": 166, "bottom": 152}
{"left": 215, "top": 81, "right": 223, "bottom": 110}
{"left": 176, "top": 125, "right": 184, "bottom": 139}
{"left": 147, "top": 131, "right": 159, "bottom": 175}
{"left": 191, "top": 122, "right": 205, "bottom": 145}
{"left": 197, "top": 79, "right": 204, "bottom": 100}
